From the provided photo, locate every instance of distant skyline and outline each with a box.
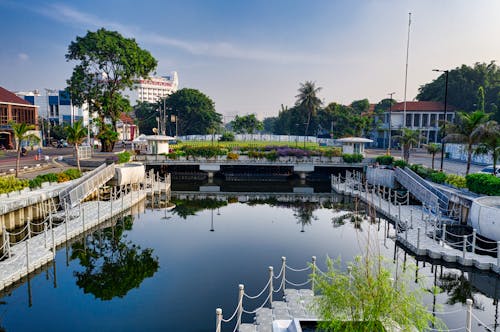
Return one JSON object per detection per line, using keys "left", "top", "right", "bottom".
{"left": 1, "top": 0, "right": 499, "bottom": 119}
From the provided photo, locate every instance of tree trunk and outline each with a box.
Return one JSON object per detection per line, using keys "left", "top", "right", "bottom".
{"left": 15, "top": 147, "right": 20, "bottom": 178}
{"left": 466, "top": 143, "right": 473, "bottom": 176}
{"left": 75, "top": 144, "right": 81, "bottom": 172}
{"left": 431, "top": 153, "right": 435, "bottom": 170}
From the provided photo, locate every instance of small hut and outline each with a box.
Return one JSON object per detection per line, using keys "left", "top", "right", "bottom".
{"left": 336, "top": 137, "right": 373, "bottom": 157}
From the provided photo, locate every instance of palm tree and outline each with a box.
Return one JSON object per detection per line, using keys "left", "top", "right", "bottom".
{"left": 444, "top": 110, "right": 490, "bottom": 175}
{"left": 65, "top": 120, "right": 88, "bottom": 172}
{"left": 393, "top": 128, "right": 422, "bottom": 163}
{"left": 475, "top": 121, "right": 500, "bottom": 175}
{"left": 10, "top": 122, "right": 37, "bottom": 177}
{"left": 425, "top": 143, "right": 442, "bottom": 170}
{"left": 295, "top": 81, "right": 322, "bottom": 142}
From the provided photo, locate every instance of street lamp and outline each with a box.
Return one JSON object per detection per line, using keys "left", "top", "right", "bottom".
{"left": 387, "top": 92, "right": 395, "bottom": 155}
{"left": 432, "top": 69, "right": 449, "bottom": 171}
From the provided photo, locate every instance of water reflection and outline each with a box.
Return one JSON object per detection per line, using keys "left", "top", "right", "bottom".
{"left": 70, "top": 216, "right": 159, "bottom": 301}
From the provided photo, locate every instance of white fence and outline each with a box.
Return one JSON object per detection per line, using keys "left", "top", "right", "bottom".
{"left": 178, "top": 134, "right": 338, "bottom": 146}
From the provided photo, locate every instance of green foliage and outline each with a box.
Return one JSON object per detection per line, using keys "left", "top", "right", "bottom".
{"left": 63, "top": 168, "right": 82, "bottom": 180}
{"left": 38, "top": 173, "right": 59, "bottom": 183}
{"left": 166, "top": 153, "right": 178, "bottom": 160}
{"left": 409, "top": 164, "right": 430, "bottom": 178}
{"left": 313, "top": 255, "right": 444, "bottom": 332}
{"left": 231, "top": 114, "right": 263, "bottom": 134}
{"left": 445, "top": 174, "right": 467, "bottom": 188}
{"left": 219, "top": 132, "right": 235, "bottom": 141}
{"left": 375, "top": 155, "right": 394, "bottom": 165}
{"left": 117, "top": 151, "right": 131, "bottom": 164}
{"left": 264, "top": 150, "right": 278, "bottom": 161}
{"left": 466, "top": 173, "right": 500, "bottom": 195}
{"left": 181, "top": 145, "right": 221, "bottom": 159}
{"left": 296, "top": 81, "right": 323, "bottom": 137}
{"left": 162, "top": 88, "right": 222, "bottom": 135}
{"left": 172, "top": 198, "right": 228, "bottom": 219}
{"left": 134, "top": 102, "right": 158, "bottom": 135}
{"left": 322, "top": 148, "right": 342, "bottom": 158}
{"left": 429, "top": 171, "right": 447, "bottom": 184}
{"left": 0, "top": 176, "right": 29, "bottom": 193}
{"left": 342, "top": 153, "right": 363, "bottom": 163}
{"left": 393, "top": 160, "right": 408, "bottom": 168}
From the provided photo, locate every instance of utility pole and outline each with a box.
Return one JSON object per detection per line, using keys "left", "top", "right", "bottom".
{"left": 387, "top": 92, "right": 395, "bottom": 155}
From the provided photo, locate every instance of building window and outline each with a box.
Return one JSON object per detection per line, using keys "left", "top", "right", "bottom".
{"left": 430, "top": 114, "right": 437, "bottom": 127}
{"left": 422, "top": 114, "right": 429, "bottom": 127}
{"left": 414, "top": 114, "right": 420, "bottom": 127}
{"left": 406, "top": 113, "right": 412, "bottom": 127}
{"left": 447, "top": 114, "right": 453, "bottom": 122}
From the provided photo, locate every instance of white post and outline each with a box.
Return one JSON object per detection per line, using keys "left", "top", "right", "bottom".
{"left": 442, "top": 224, "right": 446, "bottom": 246}
{"left": 466, "top": 299, "right": 473, "bottom": 332}
{"left": 110, "top": 187, "right": 113, "bottom": 216}
{"left": 462, "top": 235, "right": 467, "bottom": 260}
{"left": 497, "top": 241, "right": 500, "bottom": 268}
{"left": 393, "top": 190, "right": 397, "bottom": 205}
{"left": 237, "top": 284, "right": 244, "bottom": 330}
{"left": 25, "top": 240, "right": 30, "bottom": 275}
{"left": 410, "top": 209, "right": 413, "bottom": 228}
{"left": 311, "top": 256, "right": 317, "bottom": 292}
{"left": 405, "top": 220, "right": 408, "bottom": 241}
{"left": 471, "top": 229, "right": 476, "bottom": 254}
{"left": 44, "top": 223, "right": 48, "bottom": 248}
{"left": 281, "top": 256, "right": 287, "bottom": 292}
{"left": 406, "top": 191, "right": 410, "bottom": 205}
{"left": 215, "top": 308, "right": 222, "bottom": 332}
{"left": 398, "top": 203, "right": 401, "bottom": 223}
{"left": 97, "top": 189, "right": 100, "bottom": 222}
{"left": 64, "top": 206, "right": 69, "bottom": 243}
{"left": 121, "top": 186, "right": 124, "bottom": 211}
{"left": 82, "top": 206, "right": 85, "bottom": 232}
{"left": 269, "top": 266, "right": 274, "bottom": 308}
{"left": 417, "top": 227, "right": 421, "bottom": 252}
{"left": 27, "top": 219, "right": 31, "bottom": 239}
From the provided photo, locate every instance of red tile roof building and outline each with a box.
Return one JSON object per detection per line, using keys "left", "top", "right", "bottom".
{"left": 0, "top": 86, "right": 39, "bottom": 149}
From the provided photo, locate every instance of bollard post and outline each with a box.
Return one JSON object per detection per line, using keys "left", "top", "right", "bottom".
{"left": 121, "top": 186, "right": 124, "bottom": 211}
{"left": 466, "top": 299, "right": 473, "bottom": 332}
{"left": 110, "top": 187, "right": 113, "bottom": 216}
{"left": 27, "top": 219, "right": 31, "bottom": 239}
{"left": 442, "top": 224, "right": 446, "bottom": 246}
{"left": 82, "top": 206, "right": 85, "bottom": 232}
{"left": 405, "top": 220, "right": 408, "bottom": 241}
{"left": 406, "top": 191, "right": 410, "bottom": 205}
{"left": 282, "top": 256, "right": 287, "bottom": 292}
{"left": 417, "top": 227, "right": 421, "bottom": 252}
{"left": 215, "top": 308, "right": 222, "bottom": 332}
{"left": 237, "top": 284, "right": 244, "bottom": 330}
{"left": 64, "top": 208, "right": 69, "bottom": 243}
{"left": 398, "top": 203, "right": 401, "bottom": 223}
{"left": 497, "top": 241, "right": 500, "bottom": 268}
{"left": 472, "top": 229, "right": 476, "bottom": 254}
{"left": 410, "top": 209, "right": 413, "bottom": 229}
{"left": 3, "top": 226, "right": 11, "bottom": 258}
{"left": 311, "top": 256, "right": 316, "bottom": 292}
{"left": 394, "top": 190, "right": 397, "bottom": 205}
{"left": 462, "top": 235, "right": 467, "bottom": 261}
{"left": 26, "top": 240, "right": 30, "bottom": 275}
{"left": 425, "top": 218, "right": 428, "bottom": 235}
{"left": 388, "top": 197, "right": 391, "bottom": 216}
{"left": 433, "top": 221, "right": 436, "bottom": 242}
{"left": 269, "top": 266, "right": 274, "bottom": 308}
{"left": 97, "top": 189, "right": 100, "bottom": 222}
{"left": 51, "top": 221, "right": 56, "bottom": 258}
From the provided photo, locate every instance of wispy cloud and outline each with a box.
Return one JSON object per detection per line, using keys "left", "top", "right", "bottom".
{"left": 35, "top": 3, "right": 332, "bottom": 65}
{"left": 17, "top": 53, "right": 29, "bottom": 61}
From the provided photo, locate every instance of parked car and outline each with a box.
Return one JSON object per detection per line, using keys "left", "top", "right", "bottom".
{"left": 478, "top": 165, "right": 500, "bottom": 177}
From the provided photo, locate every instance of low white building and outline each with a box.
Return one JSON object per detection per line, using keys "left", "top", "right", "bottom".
{"left": 337, "top": 137, "right": 373, "bottom": 156}
{"left": 132, "top": 134, "right": 175, "bottom": 155}
{"left": 125, "top": 72, "right": 179, "bottom": 105}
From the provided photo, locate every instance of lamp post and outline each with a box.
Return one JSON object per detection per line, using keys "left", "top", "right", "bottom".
{"left": 432, "top": 69, "right": 449, "bottom": 171}
{"left": 387, "top": 92, "right": 395, "bottom": 155}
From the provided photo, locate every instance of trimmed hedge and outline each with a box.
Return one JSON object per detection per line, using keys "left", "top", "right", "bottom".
{"left": 117, "top": 151, "right": 131, "bottom": 164}
{"left": 375, "top": 155, "right": 394, "bottom": 165}
{"left": 342, "top": 153, "right": 363, "bottom": 163}
{"left": 445, "top": 174, "right": 466, "bottom": 188}
{"left": 393, "top": 160, "right": 408, "bottom": 168}
{"left": 466, "top": 173, "right": 500, "bottom": 196}
{"left": 429, "top": 171, "right": 447, "bottom": 184}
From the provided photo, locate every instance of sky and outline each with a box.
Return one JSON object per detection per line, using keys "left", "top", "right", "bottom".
{"left": 1, "top": 0, "right": 500, "bottom": 120}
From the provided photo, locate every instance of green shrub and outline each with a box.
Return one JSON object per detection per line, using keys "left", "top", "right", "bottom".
{"left": 39, "top": 173, "right": 58, "bottom": 183}
{"left": 219, "top": 132, "right": 235, "bottom": 141}
{"left": 166, "top": 153, "right": 178, "bottom": 160}
{"left": 57, "top": 173, "right": 70, "bottom": 183}
{"left": 28, "top": 177, "right": 43, "bottom": 189}
{"left": 323, "top": 148, "right": 342, "bottom": 158}
{"left": 375, "top": 155, "right": 394, "bottom": 165}
{"left": 429, "top": 171, "right": 447, "bottom": 184}
{"left": 393, "top": 160, "right": 408, "bottom": 168}
{"left": 117, "top": 151, "right": 131, "bottom": 164}
{"left": 227, "top": 152, "right": 239, "bottom": 160}
{"left": 445, "top": 174, "right": 466, "bottom": 188}
{"left": 264, "top": 150, "right": 278, "bottom": 161}
{"left": 63, "top": 169, "right": 81, "bottom": 180}
{"left": 0, "top": 176, "right": 29, "bottom": 193}
{"left": 409, "top": 164, "right": 429, "bottom": 178}
{"left": 342, "top": 153, "right": 363, "bottom": 163}
{"left": 466, "top": 173, "right": 500, "bottom": 196}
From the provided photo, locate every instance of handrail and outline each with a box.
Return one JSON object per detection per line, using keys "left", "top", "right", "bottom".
{"left": 402, "top": 167, "right": 449, "bottom": 208}
{"left": 395, "top": 167, "right": 440, "bottom": 211}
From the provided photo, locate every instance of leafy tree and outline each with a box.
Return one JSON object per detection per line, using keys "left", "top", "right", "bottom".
{"left": 445, "top": 110, "right": 491, "bottom": 175}
{"left": 425, "top": 143, "right": 441, "bottom": 170}
{"left": 65, "top": 120, "right": 88, "bottom": 171}
{"left": 350, "top": 99, "right": 370, "bottom": 114}
{"left": 71, "top": 216, "right": 159, "bottom": 300}
{"left": 134, "top": 101, "right": 158, "bottom": 135}
{"left": 10, "top": 122, "right": 38, "bottom": 177}
{"left": 162, "top": 88, "right": 222, "bottom": 135}
{"left": 317, "top": 103, "right": 367, "bottom": 138}
{"left": 417, "top": 61, "right": 500, "bottom": 121}
{"left": 231, "top": 114, "right": 263, "bottom": 134}
{"left": 66, "top": 28, "right": 157, "bottom": 151}
{"left": 475, "top": 121, "right": 500, "bottom": 175}
{"left": 393, "top": 128, "right": 422, "bottom": 163}
{"left": 295, "top": 81, "right": 322, "bottom": 138}
{"left": 262, "top": 116, "right": 277, "bottom": 134}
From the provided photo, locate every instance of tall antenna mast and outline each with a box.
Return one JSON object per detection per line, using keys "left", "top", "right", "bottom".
{"left": 403, "top": 12, "right": 412, "bottom": 130}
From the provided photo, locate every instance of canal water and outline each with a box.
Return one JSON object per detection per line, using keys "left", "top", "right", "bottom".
{"left": 0, "top": 182, "right": 498, "bottom": 331}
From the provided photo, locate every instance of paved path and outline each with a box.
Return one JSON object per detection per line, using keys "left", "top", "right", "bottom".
{"left": 331, "top": 174, "right": 499, "bottom": 275}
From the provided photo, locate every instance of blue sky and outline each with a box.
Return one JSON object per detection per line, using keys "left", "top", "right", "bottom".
{"left": 1, "top": 0, "right": 500, "bottom": 120}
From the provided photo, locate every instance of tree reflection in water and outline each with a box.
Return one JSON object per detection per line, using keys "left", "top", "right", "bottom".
{"left": 71, "top": 216, "right": 159, "bottom": 301}
{"left": 437, "top": 271, "right": 483, "bottom": 310}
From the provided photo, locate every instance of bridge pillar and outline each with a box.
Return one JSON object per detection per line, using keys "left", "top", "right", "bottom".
{"left": 207, "top": 171, "right": 214, "bottom": 182}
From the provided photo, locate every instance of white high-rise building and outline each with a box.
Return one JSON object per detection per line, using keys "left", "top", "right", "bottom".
{"left": 125, "top": 72, "right": 179, "bottom": 104}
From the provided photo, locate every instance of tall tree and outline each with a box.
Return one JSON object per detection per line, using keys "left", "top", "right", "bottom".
{"left": 445, "top": 110, "right": 491, "bottom": 175}
{"left": 425, "top": 143, "right": 441, "bottom": 170}
{"left": 134, "top": 102, "right": 159, "bottom": 135}
{"left": 295, "top": 81, "right": 322, "bottom": 138}
{"left": 393, "top": 128, "right": 422, "bottom": 163}
{"left": 163, "top": 88, "right": 222, "bottom": 135}
{"left": 231, "top": 114, "right": 263, "bottom": 134}
{"left": 65, "top": 120, "right": 88, "bottom": 172}
{"left": 66, "top": 28, "right": 157, "bottom": 151}
{"left": 10, "top": 122, "right": 37, "bottom": 177}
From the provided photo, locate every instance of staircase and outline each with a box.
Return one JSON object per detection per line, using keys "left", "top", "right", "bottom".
{"left": 58, "top": 163, "right": 116, "bottom": 208}
{"left": 395, "top": 166, "right": 449, "bottom": 215}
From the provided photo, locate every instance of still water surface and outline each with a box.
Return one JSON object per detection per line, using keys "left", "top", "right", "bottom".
{"left": 0, "top": 190, "right": 498, "bottom": 331}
